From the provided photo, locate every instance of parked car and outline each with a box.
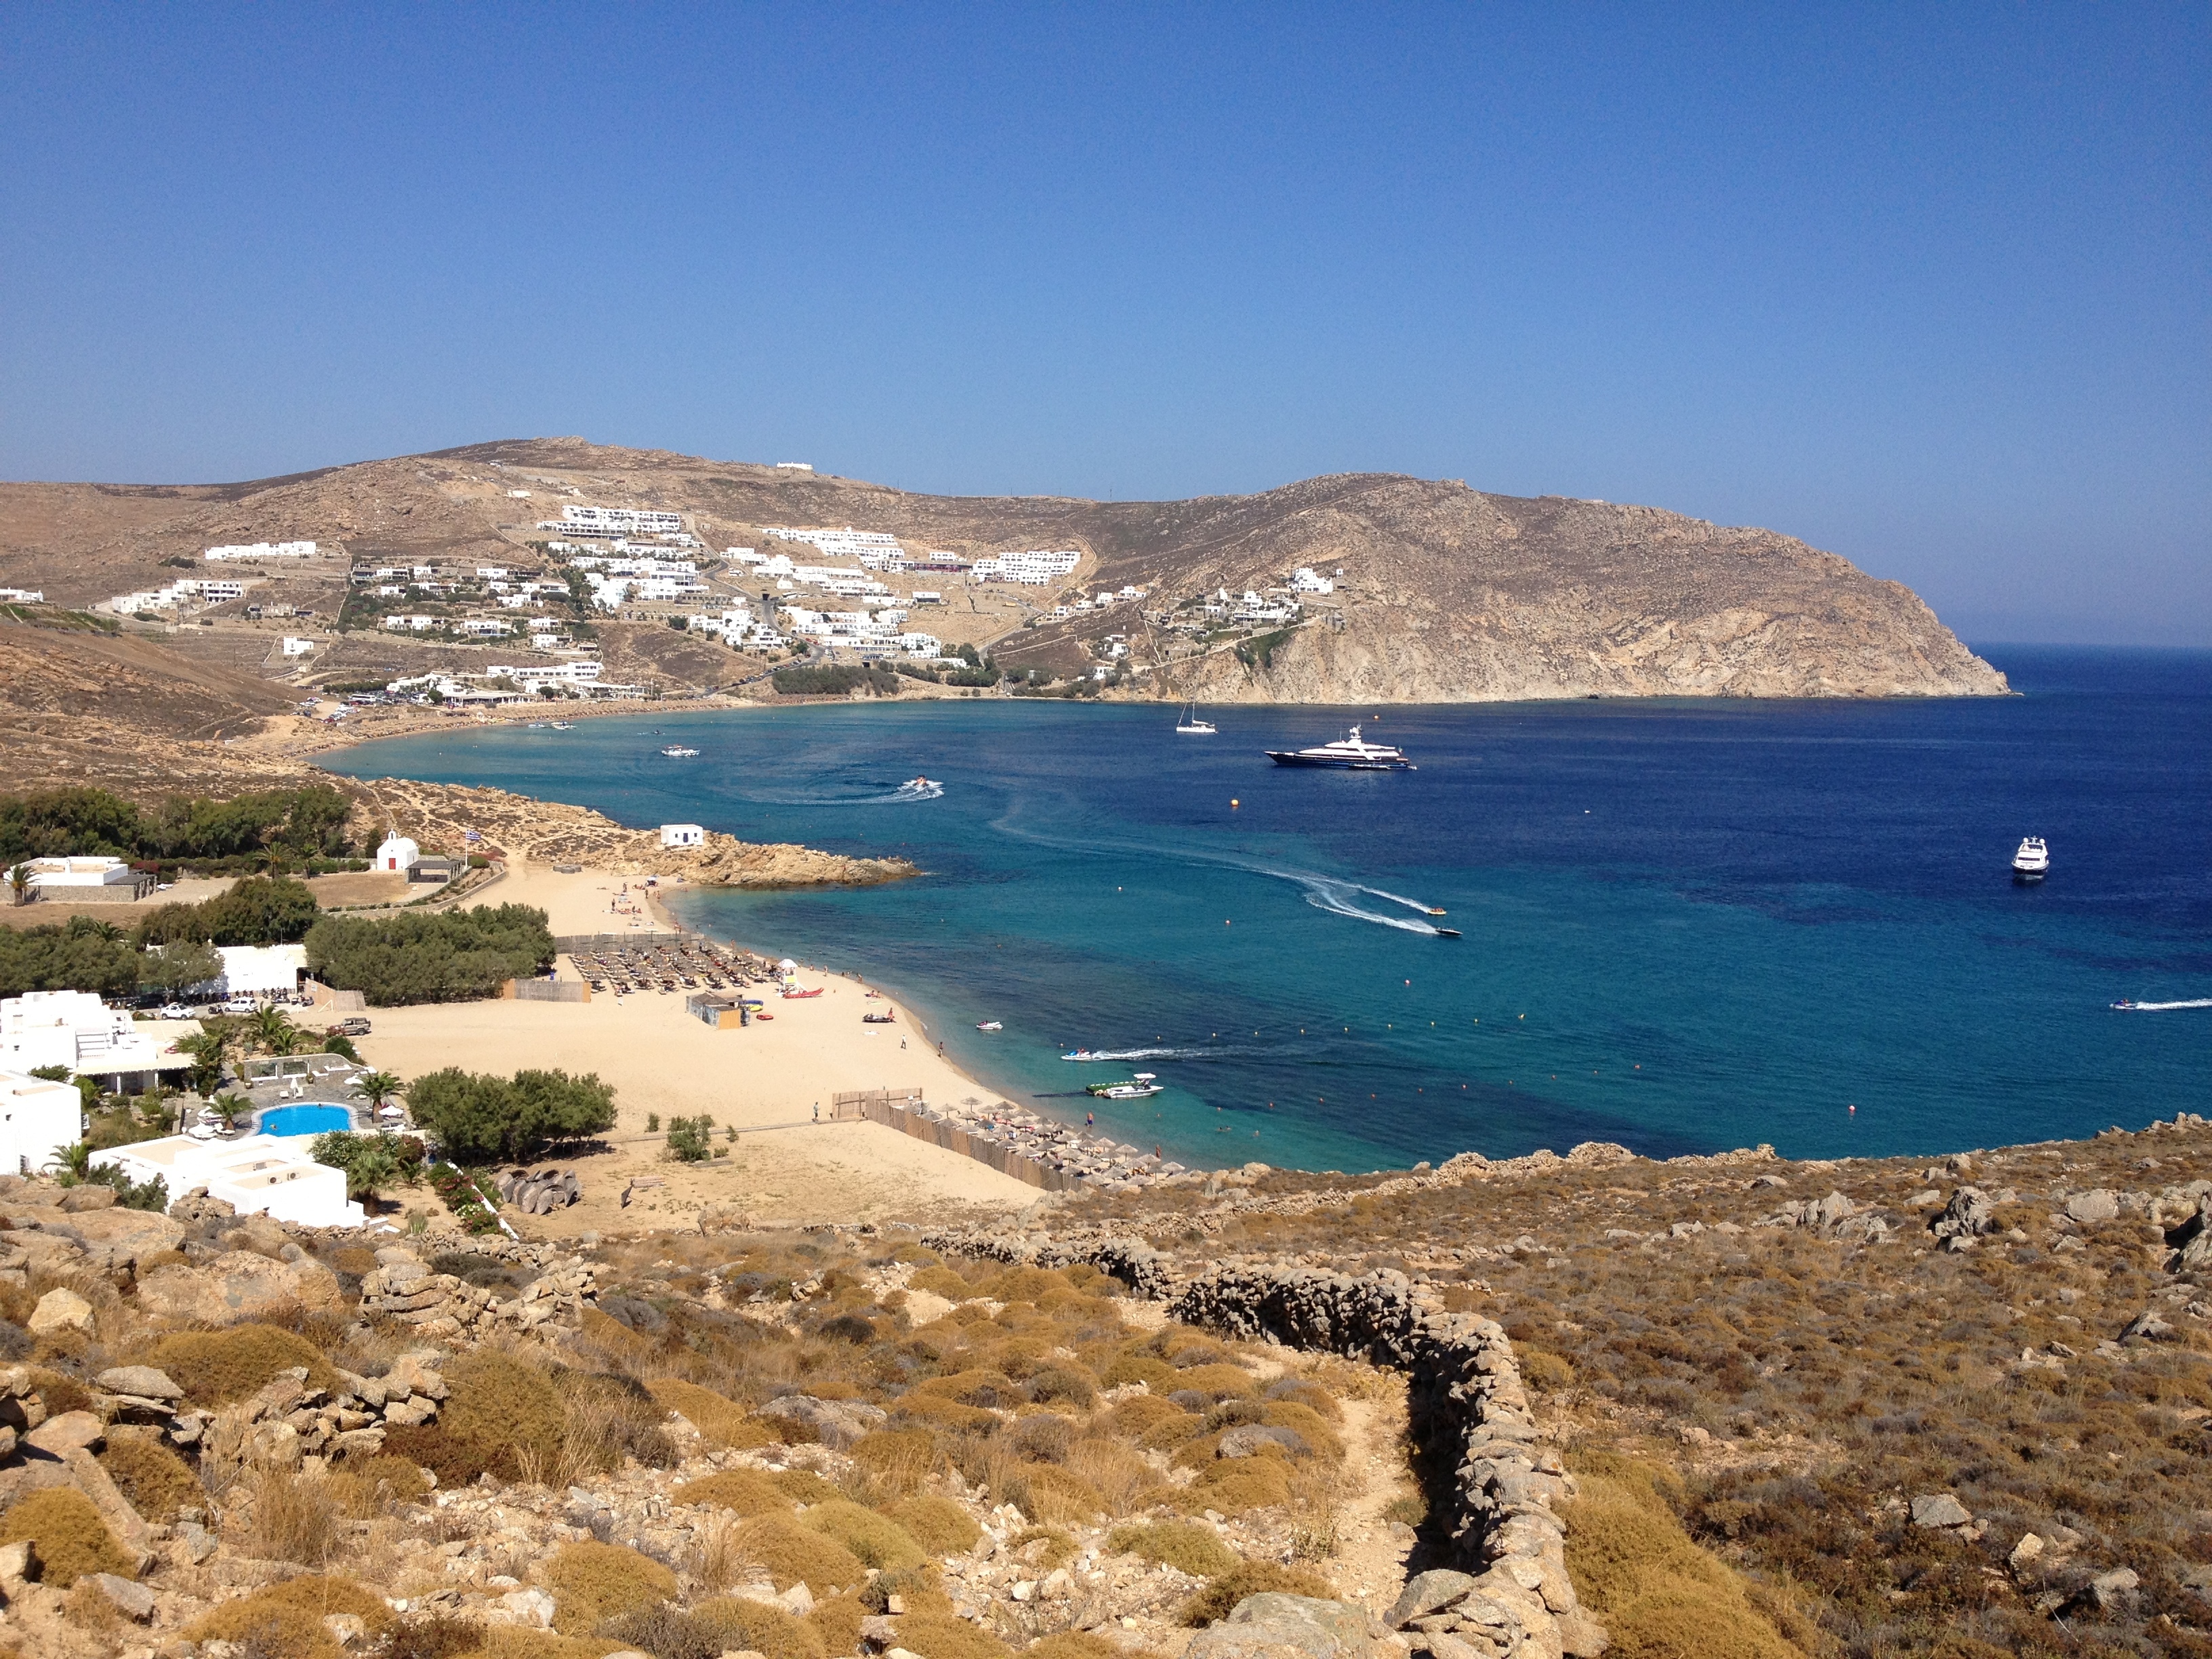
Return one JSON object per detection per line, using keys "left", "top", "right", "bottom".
{"left": 157, "top": 1003, "right": 192, "bottom": 1020}
{"left": 336, "top": 1017, "right": 372, "bottom": 1037}
{"left": 222, "top": 996, "right": 258, "bottom": 1015}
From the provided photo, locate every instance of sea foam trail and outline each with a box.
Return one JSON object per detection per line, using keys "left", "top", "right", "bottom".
{"left": 2119, "top": 998, "right": 2212, "bottom": 1011}
{"left": 1063, "top": 1046, "right": 1271, "bottom": 1062}
{"left": 749, "top": 780, "right": 945, "bottom": 806}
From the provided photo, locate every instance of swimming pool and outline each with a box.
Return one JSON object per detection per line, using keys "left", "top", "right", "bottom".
{"left": 255, "top": 1104, "right": 354, "bottom": 1137}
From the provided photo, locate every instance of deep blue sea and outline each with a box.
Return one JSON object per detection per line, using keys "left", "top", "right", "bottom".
{"left": 324, "top": 647, "right": 2212, "bottom": 1173}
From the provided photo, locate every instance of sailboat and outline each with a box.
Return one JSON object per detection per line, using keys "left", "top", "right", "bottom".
{"left": 1175, "top": 701, "right": 1217, "bottom": 735}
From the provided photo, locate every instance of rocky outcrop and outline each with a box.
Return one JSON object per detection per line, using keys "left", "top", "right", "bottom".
{"left": 357, "top": 1244, "right": 596, "bottom": 1338}
{"left": 1167, "top": 1267, "right": 1606, "bottom": 1659}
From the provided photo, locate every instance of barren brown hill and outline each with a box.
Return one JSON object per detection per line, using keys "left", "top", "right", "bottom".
{"left": 0, "top": 438, "right": 2005, "bottom": 703}
{"left": 0, "top": 621, "right": 296, "bottom": 739}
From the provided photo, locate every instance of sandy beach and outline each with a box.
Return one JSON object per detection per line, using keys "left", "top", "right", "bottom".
{"left": 354, "top": 857, "right": 1044, "bottom": 1235}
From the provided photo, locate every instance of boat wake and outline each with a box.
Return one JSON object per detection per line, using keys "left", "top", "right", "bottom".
{"left": 2116, "top": 998, "right": 2212, "bottom": 1011}
{"left": 1062, "top": 1046, "right": 1266, "bottom": 1062}
{"left": 1292, "top": 876, "right": 1443, "bottom": 935}
{"left": 750, "top": 780, "right": 945, "bottom": 806}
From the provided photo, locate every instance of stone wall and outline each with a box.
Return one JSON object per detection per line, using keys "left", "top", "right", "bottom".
{"left": 1166, "top": 1266, "right": 1605, "bottom": 1659}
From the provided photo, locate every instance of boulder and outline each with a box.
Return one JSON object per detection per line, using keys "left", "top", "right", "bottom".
{"left": 55, "top": 1186, "right": 117, "bottom": 1213}
{"left": 754, "top": 1393, "right": 886, "bottom": 1449}
{"left": 137, "top": 1251, "right": 312, "bottom": 1324}
{"left": 2089, "top": 1567, "right": 2140, "bottom": 1610}
{"left": 26, "top": 1287, "right": 95, "bottom": 1337}
{"left": 2066, "top": 1190, "right": 2120, "bottom": 1225}
{"left": 82, "top": 1570, "right": 155, "bottom": 1622}
{"left": 1930, "top": 1188, "right": 1995, "bottom": 1240}
{"left": 53, "top": 1206, "right": 185, "bottom": 1266}
{"left": 1386, "top": 1571, "right": 1480, "bottom": 1629}
{"left": 1910, "top": 1494, "right": 1971, "bottom": 1530}
{"left": 96, "top": 1366, "right": 182, "bottom": 1403}
{"left": 25, "top": 1411, "right": 104, "bottom": 1457}
{"left": 1220, "top": 1424, "right": 1307, "bottom": 1458}
{"left": 2122, "top": 1309, "right": 2177, "bottom": 1344}
{"left": 1187, "top": 1595, "right": 1376, "bottom": 1659}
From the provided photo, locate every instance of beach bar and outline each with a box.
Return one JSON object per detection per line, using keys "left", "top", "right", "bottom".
{"left": 686, "top": 990, "right": 749, "bottom": 1029}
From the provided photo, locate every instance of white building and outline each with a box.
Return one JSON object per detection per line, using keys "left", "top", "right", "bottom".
{"left": 660, "top": 824, "right": 705, "bottom": 848}
{"left": 384, "top": 615, "right": 438, "bottom": 631}
{"left": 970, "top": 549, "right": 1082, "bottom": 585}
{"left": 458, "top": 618, "right": 513, "bottom": 636}
{"left": 763, "top": 527, "right": 906, "bottom": 569}
{"left": 93, "top": 1134, "right": 363, "bottom": 1229}
{"left": 20, "top": 856, "right": 140, "bottom": 893}
{"left": 281, "top": 636, "right": 314, "bottom": 657}
{"left": 218, "top": 944, "right": 308, "bottom": 1000}
{"left": 0, "top": 1071, "right": 81, "bottom": 1178}
{"left": 0, "top": 992, "right": 194, "bottom": 1090}
{"left": 204, "top": 541, "right": 318, "bottom": 561}
{"left": 376, "top": 834, "right": 421, "bottom": 873}
{"left": 775, "top": 462, "right": 814, "bottom": 472}
{"left": 1290, "top": 567, "right": 1335, "bottom": 596}
{"left": 541, "top": 504, "right": 683, "bottom": 538}
{"left": 0, "top": 588, "right": 44, "bottom": 604}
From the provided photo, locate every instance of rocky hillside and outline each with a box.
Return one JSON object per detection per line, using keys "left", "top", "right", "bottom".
{"left": 0, "top": 439, "right": 2006, "bottom": 703}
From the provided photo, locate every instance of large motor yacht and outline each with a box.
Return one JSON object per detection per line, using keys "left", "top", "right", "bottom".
{"left": 2012, "top": 836, "right": 2049, "bottom": 882}
{"left": 1264, "top": 725, "right": 1415, "bottom": 771}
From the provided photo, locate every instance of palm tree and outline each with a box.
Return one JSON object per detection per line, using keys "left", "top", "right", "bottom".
{"left": 176, "top": 1031, "right": 230, "bottom": 1096}
{"left": 6, "top": 864, "right": 31, "bottom": 907}
{"left": 46, "top": 1142, "right": 91, "bottom": 1184}
{"left": 209, "top": 1092, "right": 251, "bottom": 1133}
{"left": 350, "top": 1069, "right": 403, "bottom": 1117}
{"left": 247, "top": 1004, "right": 299, "bottom": 1057}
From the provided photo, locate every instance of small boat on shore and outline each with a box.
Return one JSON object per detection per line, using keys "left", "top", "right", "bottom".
{"left": 782, "top": 986, "right": 823, "bottom": 1000}
{"left": 976, "top": 1021, "right": 1003, "bottom": 1031}
{"left": 862, "top": 1011, "right": 895, "bottom": 1024}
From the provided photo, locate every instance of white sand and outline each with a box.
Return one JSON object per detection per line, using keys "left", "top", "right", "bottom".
{"left": 354, "top": 866, "right": 1041, "bottom": 1235}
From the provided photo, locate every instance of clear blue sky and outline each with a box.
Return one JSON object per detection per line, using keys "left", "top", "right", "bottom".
{"left": 5, "top": 5, "right": 2205, "bottom": 644}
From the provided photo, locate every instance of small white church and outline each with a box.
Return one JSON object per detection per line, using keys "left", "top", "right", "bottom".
{"left": 376, "top": 833, "right": 420, "bottom": 872}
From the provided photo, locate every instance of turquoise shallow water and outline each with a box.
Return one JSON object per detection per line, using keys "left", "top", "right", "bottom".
{"left": 325, "top": 646, "right": 2212, "bottom": 1172}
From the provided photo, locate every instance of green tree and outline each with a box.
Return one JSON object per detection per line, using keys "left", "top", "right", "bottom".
{"left": 665, "top": 1115, "right": 712, "bottom": 1162}
{"left": 176, "top": 1031, "right": 231, "bottom": 1096}
{"left": 209, "top": 1091, "right": 251, "bottom": 1131}
{"left": 405, "top": 1065, "right": 615, "bottom": 1164}
{"left": 310, "top": 1130, "right": 420, "bottom": 1204}
{"left": 138, "top": 939, "right": 222, "bottom": 996}
{"left": 6, "top": 864, "right": 29, "bottom": 907}
{"left": 245, "top": 1004, "right": 301, "bottom": 1057}
{"left": 304, "top": 905, "right": 554, "bottom": 1006}
{"left": 136, "top": 876, "right": 319, "bottom": 947}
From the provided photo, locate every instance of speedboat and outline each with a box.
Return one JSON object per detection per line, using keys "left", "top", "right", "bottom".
{"left": 1426, "top": 907, "right": 1446, "bottom": 916}
{"left": 976, "top": 1021, "right": 1003, "bottom": 1031}
{"left": 550, "top": 721, "right": 574, "bottom": 730}
{"left": 2112, "top": 999, "right": 2137, "bottom": 1010}
{"left": 1175, "top": 702, "right": 1217, "bottom": 735}
{"left": 1265, "top": 725, "right": 1414, "bottom": 770}
{"left": 1061, "top": 1048, "right": 1102, "bottom": 1061}
{"left": 661, "top": 745, "right": 699, "bottom": 758}
{"left": 1088, "top": 1073, "right": 1162, "bottom": 1099}
{"left": 2012, "top": 836, "right": 2049, "bottom": 882}
{"left": 905, "top": 777, "right": 937, "bottom": 790}
{"left": 1433, "top": 928, "right": 1462, "bottom": 939}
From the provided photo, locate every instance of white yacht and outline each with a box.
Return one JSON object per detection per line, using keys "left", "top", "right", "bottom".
{"left": 2012, "top": 836, "right": 2049, "bottom": 882}
{"left": 1265, "top": 725, "right": 1414, "bottom": 771}
{"left": 1175, "top": 702, "right": 1218, "bottom": 735}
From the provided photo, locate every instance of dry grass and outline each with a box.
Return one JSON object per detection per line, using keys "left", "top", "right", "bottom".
{"left": 95, "top": 1426, "right": 203, "bottom": 1522}
{"left": 728, "top": 1514, "right": 870, "bottom": 1594}
{"left": 885, "top": 1493, "right": 981, "bottom": 1554}
{"left": 800, "top": 1498, "right": 926, "bottom": 1570}
{"left": 646, "top": 1375, "right": 777, "bottom": 1449}
{"left": 239, "top": 1460, "right": 345, "bottom": 1567}
{"left": 1176, "top": 1560, "right": 1337, "bottom": 1624}
{"left": 1107, "top": 1520, "right": 1240, "bottom": 1578}
{"left": 441, "top": 1349, "right": 567, "bottom": 1483}
{"left": 673, "top": 1467, "right": 794, "bottom": 1516}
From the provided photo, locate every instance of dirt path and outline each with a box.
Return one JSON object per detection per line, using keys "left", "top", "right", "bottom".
{"left": 1320, "top": 1375, "right": 1421, "bottom": 1615}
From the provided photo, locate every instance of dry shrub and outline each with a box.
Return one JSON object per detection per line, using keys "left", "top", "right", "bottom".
{"left": 916, "top": 1368, "right": 1023, "bottom": 1408}
{"left": 1521, "top": 1349, "right": 1575, "bottom": 1392}
{"left": 1013, "top": 1527, "right": 1077, "bottom": 1570}
{"left": 772, "top": 1468, "right": 839, "bottom": 1504}
{"left": 909, "top": 1265, "right": 972, "bottom": 1300}
{"left": 438, "top": 1349, "right": 566, "bottom": 1483}
{"left": 329, "top": 1245, "right": 379, "bottom": 1276}
{"left": 694, "top": 1594, "right": 829, "bottom": 1659}
{"left": 1263, "top": 1378, "right": 1341, "bottom": 1422}
{"left": 802, "top": 1498, "right": 926, "bottom": 1570}
{"left": 142, "top": 1324, "right": 339, "bottom": 1405}
{"left": 135, "top": 1248, "right": 188, "bottom": 1275}
{"left": 647, "top": 1376, "right": 777, "bottom": 1449}
{"left": 1021, "top": 1463, "right": 1107, "bottom": 1524}
{"left": 384, "top": 1612, "right": 485, "bottom": 1659}
{"left": 1261, "top": 1400, "right": 1344, "bottom": 1462}
{"left": 886, "top": 1493, "right": 981, "bottom": 1555}
{"left": 1107, "top": 1520, "right": 1239, "bottom": 1578}
{"left": 808, "top": 1591, "right": 871, "bottom": 1656}
{"left": 541, "top": 1370, "right": 675, "bottom": 1483}
{"left": 0, "top": 1488, "right": 134, "bottom": 1586}
{"left": 850, "top": 1428, "right": 939, "bottom": 1493}
{"left": 469, "top": 1633, "right": 631, "bottom": 1659}
{"left": 899, "top": 1607, "right": 1016, "bottom": 1659}
{"left": 325, "top": 1452, "right": 433, "bottom": 1519}
{"left": 1170, "top": 1363, "right": 1256, "bottom": 1402}
{"left": 1101, "top": 1353, "right": 1179, "bottom": 1391}
{"left": 382, "top": 1422, "right": 494, "bottom": 1489}
{"left": 729, "top": 1513, "right": 870, "bottom": 1593}
{"left": 1031, "top": 1633, "right": 1160, "bottom": 1659}
{"left": 1027, "top": 1366, "right": 1099, "bottom": 1410}
{"left": 1008, "top": 1412, "right": 1077, "bottom": 1464}
{"left": 539, "top": 1540, "right": 678, "bottom": 1635}
{"left": 21, "top": 1364, "right": 93, "bottom": 1417}
{"left": 1177, "top": 1561, "right": 1336, "bottom": 1625}
{"left": 674, "top": 1467, "right": 794, "bottom": 1516}
{"left": 1105, "top": 1393, "right": 1191, "bottom": 1439}
{"left": 1182, "top": 1456, "right": 1292, "bottom": 1515}
{"left": 241, "top": 1460, "right": 344, "bottom": 1566}
{"left": 1066, "top": 1437, "right": 1160, "bottom": 1515}
{"left": 893, "top": 1392, "right": 1000, "bottom": 1433}
{"left": 184, "top": 1574, "right": 394, "bottom": 1659}
{"left": 579, "top": 1304, "right": 658, "bottom": 1361}
{"left": 1561, "top": 1458, "right": 1797, "bottom": 1659}
{"left": 985, "top": 1266, "right": 1074, "bottom": 1303}
{"left": 96, "top": 1427, "right": 203, "bottom": 1522}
